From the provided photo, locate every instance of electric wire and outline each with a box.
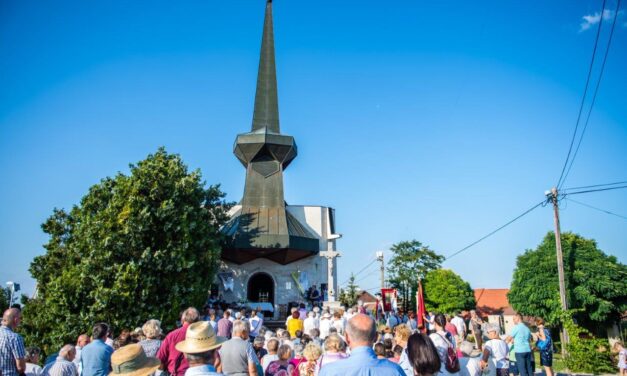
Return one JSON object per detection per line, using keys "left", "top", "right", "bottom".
{"left": 562, "top": 184, "right": 627, "bottom": 196}
{"left": 566, "top": 197, "right": 627, "bottom": 221}
{"left": 556, "top": 0, "right": 607, "bottom": 189}
{"left": 340, "top": 259, "right": 377, "bottom": 286}
{"left": 560, "top": 0, "right": 622, "bottom": 188}
{"left": 444, "top": 200, "right": 546, "bottom": 261}
{"left": 562, "top": 180, "right": 627, "bottom": 191}
{"left": 339, "top": 265, "right": 378, "bottom": 288}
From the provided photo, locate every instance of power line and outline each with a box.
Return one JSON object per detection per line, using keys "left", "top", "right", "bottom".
{"left": 556, "top": 0, "right": 607, "bottom": 189}
{"left": 340, "top": 259, "right": 377, "bottom": 286}
{"left": 444, "top": 200, "right": 546, "bottom": 261}
{"left": 339, "top": 265, "right": 378, "bottom": 287}
{"left": 562, "top": 180, "right": 627, "bottom": 191}
{"left": 563, "top": 184, "right": 627, "bottom": 196}
{"left": 560, "top": 0, "right": 622, "bottom": 188}
{"left": 566, "top": 197, "right": 627, "bottom": 221}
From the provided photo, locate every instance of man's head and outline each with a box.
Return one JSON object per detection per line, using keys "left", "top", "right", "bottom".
{"left": 77, "top": 334, "right": 90, "bottom": 347}
{"left": 185, "top": 350, "right": 217, "bottom": 367}
{"left": 181, "top": 307, "right": 200, "bottom": 324}
{"left": 267, "top": 338, "right": 279, "bottom": 354}
{"left": 291, "top": 310, "right": 299, "bottom": 319}
{"left": 232, "top": 320, "right": 250, "bottom": 339}
{"left": 513, "top": 313, "right": 523, "bottom": 324}
{"left": 345, "top": 313, "right": 377, "bottom": 349}
{"left": 223, "top": 310, "right": 230, "bottom": 318}
{"left": 1, "top": 308, "right": 21, "bottom": 329}
{"left": 253, "top": 336, "right": 265, "bottom": 349}
{"left": 59, "top": 344, "right": 76, "bottom": 362}
{"left": 92, "top": 323, "right": 109, "bottom": 340}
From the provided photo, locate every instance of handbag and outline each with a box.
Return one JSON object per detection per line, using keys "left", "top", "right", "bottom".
{"left": 437, "top": 333, "right": 461, "bottom": 373}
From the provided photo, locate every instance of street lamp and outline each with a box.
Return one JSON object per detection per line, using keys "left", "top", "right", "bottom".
{"left": 375, "top": 252, "right": 385, "bottom": 289}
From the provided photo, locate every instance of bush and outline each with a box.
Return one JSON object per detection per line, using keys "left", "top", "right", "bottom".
{"left": 561, "top": 311, "right": 615, "bottom": 374}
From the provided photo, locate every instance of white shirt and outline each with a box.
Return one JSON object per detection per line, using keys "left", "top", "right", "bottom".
{"left": 484, "top": 339, "right": 509, "bottom": 369}
{"left": 459, "top": 357, "right": 482, "bottom": 376}
{"left": 249, "top": 316, "right": 263, "bottom": 337}
{"left": 25, "top": 363, "right": 43, "bottom": 376}
{"left": 319, "top": 319, "right": 332, "bottom": 339}
{"left": 303, "top": 316, "right": 319, "bottom": 336}
{"left": 261, "top": 354, "right": 278, "bottom": 374}
{"left": 451, "top": 316, "right": 466, "bottom": 337}
{"left": 332, "top": 319, "right": 344, "bottom": 334}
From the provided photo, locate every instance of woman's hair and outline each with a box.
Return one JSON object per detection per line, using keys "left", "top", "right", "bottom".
{"left": 324, "top": 334, "right": 346, "bottom": 353}
{"left": 142, "top": 319, "right": 163, "bottom": 339}
{"left": 303, "top": 343, "right": 322, "bottom": 361}
{"left": 383, "top": 338, "right": 393, "bottom": 351}
{"left": 374, "top": 342, "right": 386, "bottom": 357}
{"left": 535, "top": 318, "right": 545, "bottom": 326}
{"left": 612, "top": 341, "right": 624, "bottom": 353}
{"left": 434, "top": 313, "right": 447, "bottom": 329}
{"left": 393, "top": 345, "right": 404, "bottom": 357}
{"left": 407, "top": 333, "right": 441, "bottom": 376}
{"left": 395, "top": 324, "right": 412, "bottom": 342}
{"left": 267, "top": 338, "right": 279, "bottom": 353}
{"left": 277, "top": 344, "right": 293, "bottom": 361}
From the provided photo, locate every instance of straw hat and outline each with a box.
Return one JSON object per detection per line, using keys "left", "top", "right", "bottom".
{"left": 109, "top": 344, "right": 160, "bottom": 376}
{"left": 175, "top": 321, "right": 227, "bottom": 354}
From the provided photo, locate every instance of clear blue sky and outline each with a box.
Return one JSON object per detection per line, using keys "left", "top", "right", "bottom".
{"left": 1, "top": 0, "right": 626, "bottom": 296}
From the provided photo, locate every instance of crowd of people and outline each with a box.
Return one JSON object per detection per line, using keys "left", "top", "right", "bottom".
{"left": 2, "top": 303, "right": 626, "bottom": 376}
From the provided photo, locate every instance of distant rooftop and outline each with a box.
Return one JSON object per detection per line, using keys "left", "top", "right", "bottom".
{"left": 473, "top": 288, "right": 516, "bottom": 316}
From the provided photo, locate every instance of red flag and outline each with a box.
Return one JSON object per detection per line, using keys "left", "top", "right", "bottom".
{"left": 416, "top": 280, "right": 426, "bottom": 333}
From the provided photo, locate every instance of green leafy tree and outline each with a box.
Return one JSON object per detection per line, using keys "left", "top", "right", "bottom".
{"left": 21, "top": 148, "right": 231, "bottom": 353}
{"left": 423, "top": 269, "right": 475, "bottom": 313}
{"left": 560, "top": 310, "right": 615, "bottom": 373}
{"left": 339, "top": 274, "right": 360, "bottom": 308}
{"left": 0, "top": 287, "right": 10, "bottom": 312}
{"left": 508, "top": 231, "right": 627, "bottom": 331}
{"left": 387, "top": 240, "right": 444, "bottom": 311}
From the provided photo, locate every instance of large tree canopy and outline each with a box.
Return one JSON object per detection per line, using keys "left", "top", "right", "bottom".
{"left": 423, "top": 269, "right": 476, "bottom": 313}
{"left": 22, "top": 148, "right": 231, "bottom": 352}
{"left": 508, "top": 231, "right": 626, "bottom": 329}
{"left": 387, "top": 240, "right": 444, "bottom": 311}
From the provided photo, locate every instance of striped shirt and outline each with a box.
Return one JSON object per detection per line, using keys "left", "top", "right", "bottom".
{"left": 0, "top": 325, "right": 26, "bottom": 376}
{"left": 42, "top": 357, "right": 78, "bottom": 376}
{"left": 139, "top": 339, "right": 162, "bottom": 357}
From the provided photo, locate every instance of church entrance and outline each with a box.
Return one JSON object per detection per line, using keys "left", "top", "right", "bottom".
{"left": 247, "top": 272, "right": 274, "bottom": 304}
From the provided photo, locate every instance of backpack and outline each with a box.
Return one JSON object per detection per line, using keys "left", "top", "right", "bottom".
{"left": 437, "top": 333, "right": 461, "bottom": 373}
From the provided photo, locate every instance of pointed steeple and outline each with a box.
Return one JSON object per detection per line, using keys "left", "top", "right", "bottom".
{"left": 223, "top": 1, "right": 319, "bottom": 265}
{"left": 252, "top": 0, "right": 280, "bottom": 133}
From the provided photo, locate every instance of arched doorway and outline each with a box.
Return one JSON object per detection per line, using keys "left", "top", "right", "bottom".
{"left": 247, "top": 272, "right": 274, "bottom": 304}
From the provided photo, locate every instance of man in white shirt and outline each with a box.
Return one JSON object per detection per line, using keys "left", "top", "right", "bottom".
{"left": 248, "top": 310, "right": 263, "bottom": 341}
{"left": 303, "top": 311, "right": 319, "bottom": 336}
{"left": 319, "top": 312, "right": 332, "bottom": 339}
{"left": 451, "top": 312, "right": 467, "bottom": 340}
{"left": 459, "top": 341, "right": 482, "bottom": 376}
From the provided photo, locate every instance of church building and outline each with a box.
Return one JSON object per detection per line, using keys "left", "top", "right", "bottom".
{"left": 217, "top": 0, "right": 341, "bottom": 319}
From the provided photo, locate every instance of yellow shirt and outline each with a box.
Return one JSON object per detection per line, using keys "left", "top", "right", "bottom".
{"left": 287, "top": 317, "right": 304, "bottom": 338}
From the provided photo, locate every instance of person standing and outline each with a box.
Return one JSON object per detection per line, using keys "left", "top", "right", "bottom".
{"left": 506, "top": 314, "right": 532, "bottom": 376}
{"left": 480, "top": 325, "right": 508, "bottom": 376}
{"left": 468, "top": 311, "right": 483, "bottom": 350}
{"left": 303, "top": 312, "right": 318, "bottom": 338}
{"left": 319, "top": 313, "right": 332, "bottom": 340}
{"left": 248, "top": 310, "right": 263, "bottom": 343}
{"left": 42, "top": 345, "right": 77, "bottom": 376}
{"left": 81, "top": 323, "right": 114, "bottom": 376}
{"left": 25, "top": 347, "right": 43, "bottom": 376}
{"left": 139, "top": 319, "right": 163, "bottom": 357}
{"left": 429, "top": 314, "right": 460, "bottom": 376}
{"left": 218, "top": 320, "right": 259, "bottom": 376}
{"left": 217, "top": 311, "right": 233, "bottom": 339}
{"left": 0, "top": 308, "right": 26, "bottom": 376}
{"left": 287, "top": 311, "right": 303, "bottom": 339}
{"left": 175, "top": 321, "right": 226, "bottom": 376}
{"left": 450, "top": 312, "right": 466, "bottom": 341}
{"left": 73, "top": 334, "right": 90, "bottom": 375}
{"left": 157, "top": 307, "right": 200, "bottom": 376}
{"left": 534, "top": 318, "right": 553, "bottom": 376}
{"left": 318, "top": 314, "right": 405, "bottom": 376}
{"left": 406, "top": 333, "right": 442, "bottom": 376}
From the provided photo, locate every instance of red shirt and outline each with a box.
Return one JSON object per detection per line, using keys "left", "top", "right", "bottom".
{"left": 157, "top": 323, "right": 190, "bottom": 376}
{"left": 445, "top": 322, "right": 458, "bottom": 337}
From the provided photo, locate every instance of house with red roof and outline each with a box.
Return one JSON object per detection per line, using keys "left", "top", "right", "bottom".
{"left": 474, "top": 288, "right": 517, "bottom": 333}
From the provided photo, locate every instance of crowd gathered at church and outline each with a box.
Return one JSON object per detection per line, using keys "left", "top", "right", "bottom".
{"left": 2, "top": 302, "right": 626, "bottom": 376}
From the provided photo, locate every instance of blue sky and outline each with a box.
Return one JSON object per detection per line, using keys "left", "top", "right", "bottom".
{"left": 1, "top": 0, "right": 626, "bottom": 296}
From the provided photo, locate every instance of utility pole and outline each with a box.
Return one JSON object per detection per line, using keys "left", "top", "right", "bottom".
{"left": 549, "top": 187, "right": 569, "bottom": 354}
{"left": 376, "top": 251, "right": 385, "bottom": 290}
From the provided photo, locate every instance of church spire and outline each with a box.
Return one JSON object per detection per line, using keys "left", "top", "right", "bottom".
{"left": 252, "top": 0, "right": 280, "bottom": 133}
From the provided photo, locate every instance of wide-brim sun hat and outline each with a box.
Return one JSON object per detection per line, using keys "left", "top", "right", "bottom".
{"left": 109, "top": 344, "right": 161, "bottom": 376}
{"left": 175, "top": 321, "right": 227, "bottom": 354}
